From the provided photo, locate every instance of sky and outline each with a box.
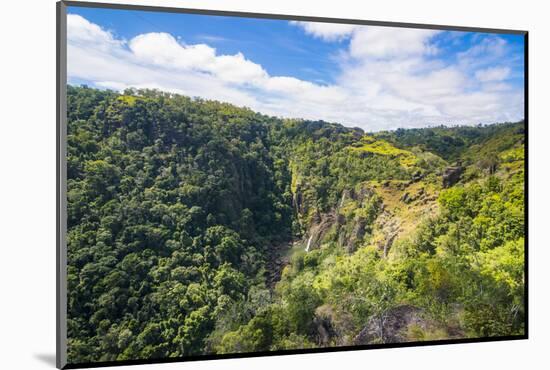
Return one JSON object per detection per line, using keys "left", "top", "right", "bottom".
{"left": 66, "top": 6, "right": 525, "bottom": 131}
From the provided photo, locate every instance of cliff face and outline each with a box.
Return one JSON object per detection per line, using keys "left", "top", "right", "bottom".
{"left": 292, "top": 177, "right": 441, "bottom": 261}
{"left": 278, "top": 122, "right": 525, "bottom": 347}
{"left": 442, "top": 165, "right": 464, "bottom": 188}
{"left": 292, "top": 185, "right": 380, "bottom": 254}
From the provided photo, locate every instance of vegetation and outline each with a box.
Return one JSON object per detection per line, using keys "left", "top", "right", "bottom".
{"left": 66, "top": 85, "right": 525, "bottom": 364}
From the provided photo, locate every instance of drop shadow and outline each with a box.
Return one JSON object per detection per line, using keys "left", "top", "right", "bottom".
{"left": 34, "top": 353, "right": 56, "bottom": 367}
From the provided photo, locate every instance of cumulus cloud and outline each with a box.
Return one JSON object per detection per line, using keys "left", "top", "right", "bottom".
{"left": 349, "top": 27, "right": 439, "bottom": 59}
{"left": 128, "top": 32, "right": 269, "bottom": 84}
{"left": 67, "top": 14, "right": 524, "bottom": 131}
{"left": 67, "top": 14, "right": 349, "bottom": 124}
{"left": 67, "top": 13, "right": 122, "bottom": 49}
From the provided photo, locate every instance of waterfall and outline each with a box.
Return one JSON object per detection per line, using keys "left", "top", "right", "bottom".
{"left": 340, "top": 191, "right": 346, "bottom": 208}
{"left": 305, "top": 235, "right": 313, "bottom": 252}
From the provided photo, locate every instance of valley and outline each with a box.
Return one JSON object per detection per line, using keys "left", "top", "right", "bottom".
{"left": 66, "top": 86, "right": 525, "bottom": 362}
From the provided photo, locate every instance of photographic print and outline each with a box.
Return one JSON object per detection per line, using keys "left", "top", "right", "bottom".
{"left": 58, "top": 1, "right": 527, "bottom": 368}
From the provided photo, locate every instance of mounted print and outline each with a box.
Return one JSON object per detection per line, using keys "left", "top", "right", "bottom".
{"left": 57, "top": 1, "right": 528, "bottom": 368}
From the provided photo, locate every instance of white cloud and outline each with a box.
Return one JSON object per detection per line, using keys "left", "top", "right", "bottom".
{"left": 67, "top": 13, "right": 122, "bottom": 51}
{"left": 67, "top": 14, "right": 524, "bottom": 131}
{"left": 210, "top": 53, "right": 268, "bottom": 84}
{"left": 129, "top": 32, "right": 215, "bottom": 70}
{"left": 290, "top": 21, "right": 358, "bottom": 41}
{"left": 349, "top": 27, "right": 439, "bottom": 59}
{"left": 128, "top": 32, "right": 268, "bottom": 84}
{"left": 475, "top": 66, "right": 511, "bottom": 82}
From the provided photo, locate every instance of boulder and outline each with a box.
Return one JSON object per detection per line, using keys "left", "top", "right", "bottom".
{"left": 442, "top": 165, "right": 464, "bottom": 188}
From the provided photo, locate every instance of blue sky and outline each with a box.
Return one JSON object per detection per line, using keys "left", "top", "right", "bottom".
{"left": 67, "top": 6, "right": 525, "bottom": 131}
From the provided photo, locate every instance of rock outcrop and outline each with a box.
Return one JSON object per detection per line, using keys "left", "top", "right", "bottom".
{"left": 305, "top": 213, "right": 335, "bottom": 252}
{"left": 265, "top": 240, "right": 295, "bottom": 289}
{"left": 353, "top": 305, "right": 427, "bottom": 345}
{"left": 313, "top": 304, "right": 355, "bottom": 346}
{"left": 411, "top": 171, "right": 424, "bottom": 182}
{"left": 313, "top": 306, "right": 338, "bottom": 346}
{"left": 442, "top": 165, "right": 464, "bottom": 188}
{"left": 301, "top": 186, "right": 378, "bottom": 253}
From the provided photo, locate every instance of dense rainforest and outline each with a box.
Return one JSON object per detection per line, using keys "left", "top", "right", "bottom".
{"left": 66, "top": 85, "right": 525, "bottom": 363}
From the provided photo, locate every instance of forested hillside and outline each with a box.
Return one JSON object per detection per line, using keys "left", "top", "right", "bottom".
{"left": 66, "top": 86, "right": 525, "bottom": 364}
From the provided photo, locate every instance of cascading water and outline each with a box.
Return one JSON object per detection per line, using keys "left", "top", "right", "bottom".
{"left": 305, "top": 235, "right": 313, "bottom": 252}
{"left": 340, "top": 191, "right": 346, "bottom": 208}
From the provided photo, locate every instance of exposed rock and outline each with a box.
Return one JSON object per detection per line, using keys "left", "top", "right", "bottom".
{"left": 383, "top": 232, "right": 398, "bottom": 258}
{"left": 337, "top": 231, "right": 348, "bottom": 249}
{"left": 346, "top": 217, "right": 366, "bottom": 253}
{"left": 305, "top": 213, "right": 335, "bottom": 252}
{"left": 314, "top": 307, "right": 337, "bottom": 346}
{"left": 293, "top": 189, "right": 304, "bottom": 214}
{"left": 515, "top": 126, "right": 525, "bottom": 135}
{"left": 265, "top": 240, "right": 295, "bottom": 289}
{"left": 336, "top": 213, "right": 345, "bottom": 226}
{"left": 312, "top": 210, "right": 322, "bottom": 224}
{"left": 411, "top": 171, "right": 424, "bottom": 182}
{"left": 314, "top": 304, "right": 356, "bottom": 346}
{"left": 301, "top": 186, "right": 380, "bottom": 254}
{"left": 442, "top": 165, "right": 464, "bottom": 188}
{"left": 340, "top": 187, "right": 373, "bottom": 205}
{"left": 354, "top": 305, "right": 427, "bottom": 345}
{"left": 357, "top": 186, "right": 373, "bottom": 200}
{"left": 400, "top": 187, "right": 426, "bottom": 205}
{"left": 372, "top": 209, "right": 400, "bottom": 258}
